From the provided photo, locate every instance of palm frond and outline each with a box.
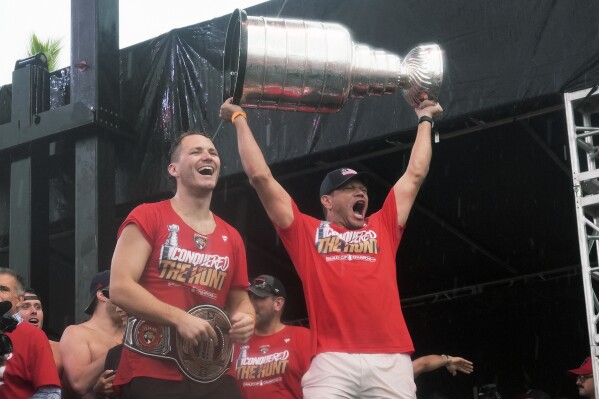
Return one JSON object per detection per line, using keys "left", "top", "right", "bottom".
{"left": 27, "top": 33, "right": 63, "bottom": 71}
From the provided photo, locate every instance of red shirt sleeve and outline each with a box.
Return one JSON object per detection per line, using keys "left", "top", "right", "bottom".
{"left": 28, "top": 325, "right": 61, "bottom": 389}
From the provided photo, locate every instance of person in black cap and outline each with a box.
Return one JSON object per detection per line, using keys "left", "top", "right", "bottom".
{"left": 221, "top": 97, "right": 443, "bottom": 399}
{"left": 568, "top": 356, "right": 595, "bottom": 399}
{"left": 230, "top": 275, "right": 310, "bottom": 399}
{"left": 59, "top": 270, "right": 126, "bottom": 399}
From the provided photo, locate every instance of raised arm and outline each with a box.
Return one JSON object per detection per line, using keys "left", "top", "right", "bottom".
{"left": 220, "top": 98, "right": 294, "bottom": 229}
{"left": 412, "top": 354, "right": 473, "bottom": 378}
{"left": 110, "top": 224, "right": 218, "bottom": 345}
{"left": 394, "top": 101, "right": 443, "bottom": 226}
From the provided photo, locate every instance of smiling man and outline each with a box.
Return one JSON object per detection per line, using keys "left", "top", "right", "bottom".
{"left": 221, "top": 97, "right": 443, "bottom": 399}
{"left": 110, "top": 131, "right": 255, "bottom": 399}
{"left": 18, "top": 289, "right": 62, "bottom": 376}
{"left": 18, "top": 289, "right": 43, "bottom": 329}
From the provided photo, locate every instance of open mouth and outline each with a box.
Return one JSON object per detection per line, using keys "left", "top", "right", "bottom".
{"left": 28, "top": 318, "right": 39, "bottom": 325}
{"left": 197, "top": 166, "right": 214, "bottom": 176}
{"left": 353, "top": 200, "right": 366, "bottom": 218}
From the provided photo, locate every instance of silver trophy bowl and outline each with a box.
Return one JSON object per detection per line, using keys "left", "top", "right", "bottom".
{"left": 223, "top": 9, "right": 443, "bottom": 113}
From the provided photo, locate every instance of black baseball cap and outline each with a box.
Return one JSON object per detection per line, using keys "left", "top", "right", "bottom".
{"left": 249, "top": 275, "right": 286, "bottom": 299}
{"left": 319, "top": 167, "right": 369, "bottom": 197}
{"left": 84, "top": 270, "right": 110, "bottom": 315}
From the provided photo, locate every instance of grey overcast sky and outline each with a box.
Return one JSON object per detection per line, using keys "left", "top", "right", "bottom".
{"left": 0, "top": 0, "right": 267, "bottom": 85}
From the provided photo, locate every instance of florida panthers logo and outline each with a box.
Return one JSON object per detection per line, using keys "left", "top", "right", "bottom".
{"left": 135, "top": 322, "right": 164, "bottom": 350}
{"left": 194, "top": 233, "right": 208, "bottom": 250}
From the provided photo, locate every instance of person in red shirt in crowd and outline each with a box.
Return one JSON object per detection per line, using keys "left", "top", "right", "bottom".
{"left": 569, "top": 356, "right": 596, "bottom": 399}
{"left": 220, "top": 97, "right": 443, "bottom": 399}
{"left": 231, "top": 275, "right": 310, "bottom": 399}
{"left": 0, "top": 267, "right": 60, "bottom": 399}
{"left": 110, "top": 131, "right": 255, "bottom": 399}
{"left": 18, "top": 288, "right": 63, "bottom": 377}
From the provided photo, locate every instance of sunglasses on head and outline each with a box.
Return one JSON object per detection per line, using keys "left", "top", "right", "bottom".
{"left": 251, "top": 278, "right": 277, "bottom": 295}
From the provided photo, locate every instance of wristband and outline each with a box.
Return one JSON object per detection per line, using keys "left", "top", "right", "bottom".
{"left": 442, "top": 354, "right": 452, "bottom": 366}
{"left": 418, "top": 115, "right": 434, "bottom": 128}
{"left": 231, "top": 110, "right": 247, "bottom": 123}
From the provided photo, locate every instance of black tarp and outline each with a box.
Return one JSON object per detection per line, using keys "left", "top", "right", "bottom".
{"left": 110, "top": 0, "right": 599, "bottom": 205}
{"left": 3, "top": 0, "right": 596, "bottom": 208}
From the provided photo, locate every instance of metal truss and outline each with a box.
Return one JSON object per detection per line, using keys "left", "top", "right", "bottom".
{"left": 564, "top": 85, "right": 599, "bottom": 399}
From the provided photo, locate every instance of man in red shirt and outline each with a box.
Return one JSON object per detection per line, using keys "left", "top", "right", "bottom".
{"left": 231, "top": 275, "right": 310, "bottom": 399}
{"left": 110, "top": 132, "right": 255, "bottom": 398}
{"left": 220, "top": 98, "right": 443, "bottom": 398}
{"left": 17, "top": 288, "right": 62, "bottom": 376}
{"left": 0, "top": 268, "right": 60, "bottom": 399}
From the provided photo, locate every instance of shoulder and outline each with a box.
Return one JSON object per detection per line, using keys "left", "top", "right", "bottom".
{"left": 130, "top": 200, "right": 169, "bottom": 216}
{"left": 289, "top": 199, "right": 310, "bottom": 219}
{"left": 281, "top": 326, "right": 310, "bottom": 353}
{"left": 8, "top": 323, "right": 50, "bottom": 350}
{"left": 279, "top": 203, "right": 316, "bottom": 231}
{"left": 11, "top": 321, "right": 44, "bottom": 338}
{"left": 213, "top": 213, "right": 234, "bottom": 229}
{"left": 297, "top": 326, "right": 311, "bottom": 339}
{"left": 120, "top": 200, "right": 170, "bottom": 238}
{"left": 213, "top": 214, "right": 243, "bottom": 238}
{"left": 50, "top": 340, "right": 61, "bottom": 354}
{"left": 284, "top": 325, "right": 310, "bottom": 336}
{"left": 60, "top": 323, "right": 93, "bottom": 343}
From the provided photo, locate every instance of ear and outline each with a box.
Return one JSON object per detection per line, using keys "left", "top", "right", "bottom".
{"left": 167, "top": 162, "right": 178, "bottom": 179}
{"left": 15, "top": 294, "right": 24, "bottom": 308}
{"left": 273, "top": 297, "right": 285, "bottom": 312}
{"left": 321, "top": 195, "right": 332, "bottom": 211}
{"left": 97, "top": 290, "right": 108, "bottom": 303}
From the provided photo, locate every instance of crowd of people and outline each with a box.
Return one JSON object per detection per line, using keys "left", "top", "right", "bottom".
{"left": 0, "top": 96, "right": 591, "bottom": 399}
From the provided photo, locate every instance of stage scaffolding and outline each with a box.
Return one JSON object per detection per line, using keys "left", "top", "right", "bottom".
{"left": 565, "top": 85, "right": 599, "bottom": 398}
{"left": 0, "top": 0, "right": 121, "bottom": 324}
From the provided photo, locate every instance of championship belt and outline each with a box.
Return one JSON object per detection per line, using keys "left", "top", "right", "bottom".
{"left": 124, "top": 304, "right": 233, "bottom": 383}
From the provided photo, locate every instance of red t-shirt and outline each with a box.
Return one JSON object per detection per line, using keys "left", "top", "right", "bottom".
{"left": 1, "top": 322, "right": 60, "bottom": 399}
{"left": 114, "top": 200, "right": 249, "bottom": 386}
{"left": 277, "top": 190, "right": 414, "bottom": 356}
{"left": 230, "top": 326, "right": 311, "bottom": 399}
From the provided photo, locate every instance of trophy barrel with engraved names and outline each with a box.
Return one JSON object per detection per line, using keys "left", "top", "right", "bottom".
{"left": 223, "top": 9, "right": 443, "bottom": 113}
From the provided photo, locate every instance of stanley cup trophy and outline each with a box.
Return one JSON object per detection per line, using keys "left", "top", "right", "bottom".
{"left": 223, "top": 9, "right": 443, "bottom": 113}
